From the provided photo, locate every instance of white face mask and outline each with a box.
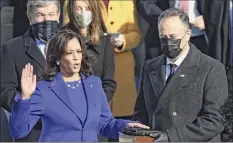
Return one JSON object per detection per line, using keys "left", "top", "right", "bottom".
{"left": 76, "top": 11, "right": 92, "bottom": 28}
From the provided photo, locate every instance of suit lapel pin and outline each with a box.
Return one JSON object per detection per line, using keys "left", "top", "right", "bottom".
{"left": 180, "top": 74, "right": 185, "bottom": 78}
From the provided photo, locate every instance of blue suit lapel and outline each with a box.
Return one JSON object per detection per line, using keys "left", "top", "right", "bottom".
{"left": 49, "top": 72, "right": 84, "bottom": 126}
{"left": 81, "top": 75, "right": 97, "bottom": 128}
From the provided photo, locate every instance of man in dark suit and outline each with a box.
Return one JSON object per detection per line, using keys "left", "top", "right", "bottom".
{"left": 11, "top": 0, "right": 64, "bottom": 37}
{"left": 0, "top": 108, "right": 12, "bottom": 141}
{"left": 133, "top": 8, "right": 228, "bottom": 142}
{"left": 135, "top": 0, "right": 211, "bottom": 60}
{"left": 203, "top": 0, "right": 230, "bottom": 67}
{"left": 0, "top": 0, "right": 60, "bottom": 141}
{"left": 220, "top": 0, "right": 233, "bottom": 141}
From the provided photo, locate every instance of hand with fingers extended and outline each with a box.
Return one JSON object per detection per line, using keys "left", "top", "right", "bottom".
{"left": 21, "top": 63, "right": 37, "bottom": 100}
{"left": 127, "top": 122, "right": 150, "bottom": 130}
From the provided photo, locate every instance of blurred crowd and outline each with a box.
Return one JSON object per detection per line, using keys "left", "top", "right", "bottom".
{"left": 0, "top": 0, "right": 232, "bottom": 142}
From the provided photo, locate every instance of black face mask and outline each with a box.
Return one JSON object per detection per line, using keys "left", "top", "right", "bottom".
{"left": 160, "top": 37, "right": 182, "bottom": 59}
{"left": 31, "top": 20, "right": 58, "bottom": 42}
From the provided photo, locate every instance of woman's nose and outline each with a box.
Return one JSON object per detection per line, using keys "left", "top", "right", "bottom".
{"left": 73, "top": 55, "right": 77, "bottom": 60}
{"left": 73, "top": 53, "right": 80, "bottom": 60}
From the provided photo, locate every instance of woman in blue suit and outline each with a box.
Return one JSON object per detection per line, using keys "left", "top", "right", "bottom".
{"left": 9, "top": 30, "right": 149, "bottom": 142}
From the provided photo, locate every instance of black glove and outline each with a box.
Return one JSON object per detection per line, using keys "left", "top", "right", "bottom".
{"left": 121, "top": 127, "right": 161, "bottom": 138}
{"left": 153, "top": 132, "right": 169, "bottom": 142}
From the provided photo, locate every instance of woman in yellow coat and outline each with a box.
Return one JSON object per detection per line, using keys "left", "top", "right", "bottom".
{"left": 63, "top": 0, "right": 141, "bottom": 117}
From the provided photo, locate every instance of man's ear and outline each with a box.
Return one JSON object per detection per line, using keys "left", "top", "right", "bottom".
{"left": 187, "top": 29, "right": 192, "bottom": 37}
{"left": 57, "top": 12, "right": 61, "bottom": 23}
{"left": 28, "top": 16, "right": 32, "bottom": 25}
{"left": 184, "top": 29, "right": 192, "bottom": 42}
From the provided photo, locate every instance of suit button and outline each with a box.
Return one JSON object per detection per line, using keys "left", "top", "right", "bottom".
{"left": 173, "top": 112, "right": 177, "bottom": 116}
{"left": 110, "top": 7, "right": 113, "bottom": 10}
{"left": 110, "top": 21, "right": 114, "bottom": 25}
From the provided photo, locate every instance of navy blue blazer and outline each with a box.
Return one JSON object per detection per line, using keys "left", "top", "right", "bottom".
{"left": 9, "top": 73, "right": 129, "bottom": 142}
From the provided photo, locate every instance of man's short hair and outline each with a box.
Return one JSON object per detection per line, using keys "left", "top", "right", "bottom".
{"left": 158, "top": 8, "right": 191, "bottom": 30}
{"left": 27, "top": 0, "right": 60, "bottom": 20}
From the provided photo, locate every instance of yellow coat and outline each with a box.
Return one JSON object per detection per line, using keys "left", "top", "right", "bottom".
{"left": 63, "top": 0, "right": 141, "bottom": 116}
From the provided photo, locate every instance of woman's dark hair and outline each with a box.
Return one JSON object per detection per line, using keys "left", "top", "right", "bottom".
{"left": 41, "top": 29, "right": 95, "bottom": 80}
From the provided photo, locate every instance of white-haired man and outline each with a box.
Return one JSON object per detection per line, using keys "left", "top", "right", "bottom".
{"left": 1, "top": 0, "right": 60, "bottom": 141}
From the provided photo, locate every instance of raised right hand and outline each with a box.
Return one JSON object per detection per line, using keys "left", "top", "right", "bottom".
{"left": 21, "top": 63, "right": 36, "bottom": 100}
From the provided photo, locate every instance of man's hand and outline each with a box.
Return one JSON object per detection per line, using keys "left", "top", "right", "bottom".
{"left": 191, "top": 15, "right": 205, "bottom": 30}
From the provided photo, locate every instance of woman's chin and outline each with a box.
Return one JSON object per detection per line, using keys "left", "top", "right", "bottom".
{"left": 72, "top": 68, "right": 81, "bottom": 73}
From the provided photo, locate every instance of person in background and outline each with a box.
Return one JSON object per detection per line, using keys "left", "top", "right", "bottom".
{"left": 194, "top": 2, "right": 232, "bottom": 140}
{"left": 133, "top": 8, "right": 228, "bottom": 142}
{"left": 11, "top": 0, "right": 30, "bottom": 38}
{"left": 0, "top": 0, "right": 60, "bottom": 141}
{"left": 219, "top": 0, "right": 232, "bottom": 141}
{"left": 62, "top": 0, "right": 116, "bottom": 102}
{"left": 63, "top": 0, "right": 141, "bottom": 118}
{"left": 135, "top": 0, "right": 209, "bottom": 60}
{"left": 8, "top": 30, "right": 149, "bottom": 142}
{"left": 221, "top": 93, "right": 233, "bottom": 142}
{"left": 131, "top": 9, "right": 149, "bottom": 92}
{"left": 97, "top": 0, "right": 141, "bottom": 118}
{"left": 202, "top": 0, "right": 230, "bottom": 68}
{"left": 0, "top": 2, "right": 13, "bottom": 141}
{"left": 11, "top": 0, "right": 64, "bottom": 37}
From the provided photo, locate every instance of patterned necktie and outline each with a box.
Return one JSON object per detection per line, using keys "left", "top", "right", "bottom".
{"left": 179, "top": 0, "right": 189, "bottom": 14}
{"left": 166, "top": 64, "right": 177, "bottom": 84}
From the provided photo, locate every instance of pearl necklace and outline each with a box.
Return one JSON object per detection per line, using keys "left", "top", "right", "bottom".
{"left": 66, "top": 80, "right": 81, "bottom": 89}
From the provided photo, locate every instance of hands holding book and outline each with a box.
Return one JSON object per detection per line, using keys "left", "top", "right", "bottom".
{"left": 121, "top": 127, "right": 168, "bottom": 142}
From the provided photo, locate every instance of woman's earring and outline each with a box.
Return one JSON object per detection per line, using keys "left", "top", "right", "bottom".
{"left": 56, "top": 61, "right": 60, "bottom": 65}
